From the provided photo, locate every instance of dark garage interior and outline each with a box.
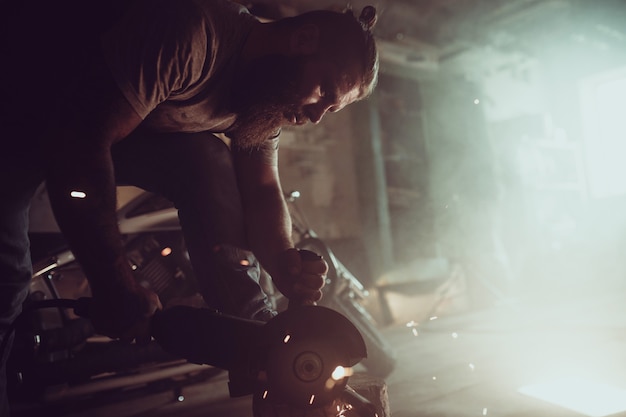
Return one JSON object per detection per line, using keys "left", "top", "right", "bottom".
{"left": 6, "top": 0, "right": 626, "bottom": 416}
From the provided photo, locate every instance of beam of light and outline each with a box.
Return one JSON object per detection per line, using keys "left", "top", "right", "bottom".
{"left": 518, "top": 378, "right": 626, "bottom": 417}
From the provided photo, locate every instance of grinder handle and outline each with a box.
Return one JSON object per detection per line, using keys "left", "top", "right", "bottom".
{"left": 72, "top": 297, "right": 263, "bottom": 370}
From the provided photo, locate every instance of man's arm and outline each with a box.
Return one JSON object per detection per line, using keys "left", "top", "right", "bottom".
{"left": 233, "top": 150, "right": 327, "bottom": 304}
{"left": 232, "top": 151, "right": 293, "bottom": 277}
{"left": 44, "top": 54, "right": 161, "bottom": 341}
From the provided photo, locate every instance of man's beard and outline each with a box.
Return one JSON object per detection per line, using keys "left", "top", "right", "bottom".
{"left": 228, "top": 54, "right": 306, "bottom": 150}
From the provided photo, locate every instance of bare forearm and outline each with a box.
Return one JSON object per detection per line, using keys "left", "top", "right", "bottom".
{"left": 244, "top": 187, "right": 327, "bottom": 304}
{"left": 45, "top": 142, "right": 134, "bottom": 296}
{"left": 234, "top": 156, "right": 326, "bottom": 304}
{"left": 244, "top": 186, "right": 293, "bottom": 279}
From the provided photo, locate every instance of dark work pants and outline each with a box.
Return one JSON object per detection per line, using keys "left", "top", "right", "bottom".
{"left": 0, "top": 128, "right": 275, "bottom": 415}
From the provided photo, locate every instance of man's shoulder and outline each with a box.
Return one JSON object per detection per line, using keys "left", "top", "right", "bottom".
{"left": 129, "top": 0, "right": 251, "bottom": 32}
{"left": 190, "top": 0, "right": 252, "bottom": 22}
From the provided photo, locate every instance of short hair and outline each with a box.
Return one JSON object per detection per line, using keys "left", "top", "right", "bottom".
{"left": 277, "top": 6, "right": 379, "bottom": 100}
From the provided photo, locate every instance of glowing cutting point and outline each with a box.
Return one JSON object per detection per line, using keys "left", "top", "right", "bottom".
{"left": 161, "top": 247, "right": 172, "bottom": 257}
{"left": 70, "top": 191, "right": 86, "bottom": 199}
{"left": 283, "top": 334, "right": 291, "bottom": 343}
{"left": 262, "top": 390, "right": 268, "bottom": 399}
{"left": 309, "top": 394, "right": 315, "bottom": 405}
{"left": 331, "top": 365, "right": 352, "bottom": 380}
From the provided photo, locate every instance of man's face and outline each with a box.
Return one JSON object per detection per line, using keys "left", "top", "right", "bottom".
{"left": 228, "top": 54, "right": 362, "bottom": 149}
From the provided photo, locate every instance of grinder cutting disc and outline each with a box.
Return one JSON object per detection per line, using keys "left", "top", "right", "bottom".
{"left": 259, "top": 305, "right": 367, "bottom": 408}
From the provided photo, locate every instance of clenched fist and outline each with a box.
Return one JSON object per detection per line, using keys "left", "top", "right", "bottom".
{"left": 88, "top": 284, "right": 162, "bottom": 344}
{"left": 275, "top": 248, "right": 329, "bottom": 306}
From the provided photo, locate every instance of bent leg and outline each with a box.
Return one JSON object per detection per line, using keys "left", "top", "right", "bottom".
{"left": 111, "top": 129, "right": 275, "bottom": 320}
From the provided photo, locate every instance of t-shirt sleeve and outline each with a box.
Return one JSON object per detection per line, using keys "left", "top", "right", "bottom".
{"left": 100, "top": 0, "right": 208, "bottom": 119}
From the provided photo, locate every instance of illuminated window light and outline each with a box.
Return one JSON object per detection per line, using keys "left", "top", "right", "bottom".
{"left": 518, "top": 378, "right": 626, "bottom": 417}
{"left": 580, "top": 66, "right": 626, "bottom": 198}
{"left": 70, "top": 190, "right": 86, "bottom": 199}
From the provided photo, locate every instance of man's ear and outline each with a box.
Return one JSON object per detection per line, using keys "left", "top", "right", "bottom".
{"left": 289, "top": 24, "right": 320, "bottom": 55}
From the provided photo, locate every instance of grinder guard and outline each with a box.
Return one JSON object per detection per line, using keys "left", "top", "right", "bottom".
{"left": 259, "top": 305, "right": 367, "bottom": 408}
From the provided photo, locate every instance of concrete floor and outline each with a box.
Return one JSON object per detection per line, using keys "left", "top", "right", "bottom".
{"left": 385, "top": 289, "right": 626, "bottom": 417}
{"left": 10, "top": 277, "right": 626, "bottom": 417}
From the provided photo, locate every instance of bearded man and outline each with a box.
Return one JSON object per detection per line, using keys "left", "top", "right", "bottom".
{"left": 0, "top": 0, "right": 378, "bottom": 414}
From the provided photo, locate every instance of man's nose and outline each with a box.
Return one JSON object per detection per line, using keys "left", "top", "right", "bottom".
{"left": 308, "top": 103, "right": 331, "bottom": 124}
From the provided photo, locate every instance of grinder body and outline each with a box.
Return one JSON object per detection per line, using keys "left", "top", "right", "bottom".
{"left": 149, "top": 304, "right": 367, "bottom": 409}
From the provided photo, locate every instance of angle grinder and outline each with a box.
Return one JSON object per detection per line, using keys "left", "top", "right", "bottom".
{"left": 70, "top": 296, "right": 372, "bottom": 413}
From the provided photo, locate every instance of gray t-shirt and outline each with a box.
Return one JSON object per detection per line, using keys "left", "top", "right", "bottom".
{"left": 101, "top": 0, "right": 278, "bottom": 162}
